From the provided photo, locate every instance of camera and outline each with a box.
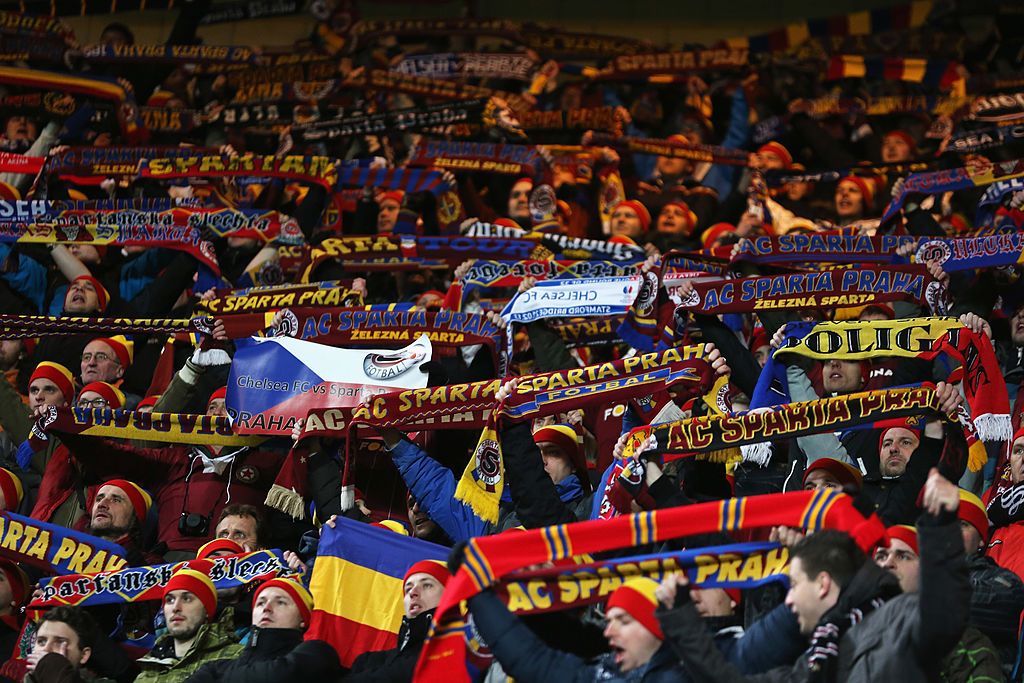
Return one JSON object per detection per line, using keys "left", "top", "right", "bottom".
{"left": 178, "top": 512, "right": 211, "bottom": 537}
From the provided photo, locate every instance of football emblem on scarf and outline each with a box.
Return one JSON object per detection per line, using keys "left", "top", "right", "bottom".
{"left": 474, "top": 438, "right": 502, "bottom": 487}
{"left": 363, "top": 345, "right": 428, "bottom": 380}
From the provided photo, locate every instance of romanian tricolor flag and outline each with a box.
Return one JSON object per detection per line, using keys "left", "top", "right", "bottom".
{"left": 306, "top": 516, "right": 447, "bottom": 667}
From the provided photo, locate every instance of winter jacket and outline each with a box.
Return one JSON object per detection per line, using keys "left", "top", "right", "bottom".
{"left": 345, "top": 608, "right": 434, "bottom": 682}
{"left": 965, "top": 552, "right": 1024, "bottom": 672}
{"left": 501, "top": 422, "right": 593, "bottom": 528}
{"left": 656, "top": 510, "right": 969, "bottom": 682}
{"left": 939, "top": 626, "right": 1004, "bottom": 683}
{"left": 388, "top": 439, "right": 521, "bottom": 543}
{"left": 184, "top": 627, "right": 340, "bottom": 683}
{"left": 135, "top": 622, "right": 243, "bottom": 683}
{"left": 469, "top": 590, "right": 687, "bottom": 683}
{"left": 55, "top": 434, "right": 284, "bottom": 554}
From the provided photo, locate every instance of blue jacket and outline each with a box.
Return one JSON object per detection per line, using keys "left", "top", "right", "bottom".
{"left": 390, "top": 440, "right": 595, "bottom": 543}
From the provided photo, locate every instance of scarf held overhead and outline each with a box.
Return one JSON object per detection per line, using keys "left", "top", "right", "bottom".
{"left": 413, "top": 488, "right": 885, "bottom": 682}
{"left": 33, "top": 549, "right": 292, "bottom": 607}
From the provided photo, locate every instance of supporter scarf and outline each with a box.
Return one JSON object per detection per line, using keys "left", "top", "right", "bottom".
{"left": 408, "top": 140, "right": 545, "bottom": 176}
{"left": 0, "top": 92, "right": 81, "bottom": 117}
{"left": 297, "top": 347, "right": 720, "bottom": 439}
{"left": 205, "top": 102, "right": 327, "bottom": 130}
{"left": 755, "top": 317, "right": 1009, "bottom": 451}
{"left": 729, "top": 233, "right": 1024, "bottom": 273}
{"left": 762, "top": 162, "right": 933, "bottom": 188}
{"left": 724, "top": 1, "right": 932, "bottom": 54}
{"left": 976, "top": 178, "right": 1024, "bottom": 226}
{"left": 414, "top": 488, "right": 886, "bottom": 682}
{"left": 675, "top": 266, "right": 939, "bottom": 315}
{"left": 0, "top": 197, "right": 181, "bottom": 221}
{"left": 629, "top": 386, "right": 942, "bottom": 465}
{"left": 584, "top": 48, "right": 748, "bottom": 80}
{"left": 228, "top": 79, "right": 342, "bottom": 105}
{"left": 223, "top": 308, "right": 504, "bottom": 358}
{"left": 392, "top": 53, "right": 537, "bottom": 81}
{"left": 270, "top": 348, "right": 719, "bottom": 519}
{"left": 516, "top": 106, "right": 623, "bottom": 133}
{"left": 303, "top": 236, "right": 549, "bottom": 279}
{"left": 197, "top": 281, "right": 360, "bottom": 314}
{"left": 204, "top": 55, "right": 339, "bottom": 86}
{"left": 333, "top": 162, "right": 452, "bottom": 194}
{"left": 500, "top": 276, "right": 640, "bottom": 326}
{"left": 0, "top": 315, "right": 215, "bottom": 340}
{"left": 0, "top": 153, "right": 44, "bottom": 176}
{"left": 0, "top": 223, "right": 219, "bottom": 272}
{"left": 348, "top": 18, "right": 523, "bottom": 48}
{"left": 969, "top": 91, "right": 1024, "bottom": 122}
{"left": 553, "top": 317, "right": 624, "bottom": 348}
{"left": 47, "top": 146, "right": 216, "bottom": 179}
{"left": 0, "top": 67, "right": 143, "bottom": 139}
{"left": 0, "top": 511, "right": 126, "bottom": 575}
{"left": 294, "top": 99, "right": 489, "bottom": 142}
{"left": 519, "top": 29, "right": 651, "bottom": 57}
{"left": 201, "top": 0, "right": 302, "bottom": 24}
{"left": 80, "top": 43, "right": 258, "bottom": 65}
{"left": 0, "top": 11, "right": 75, "bottom": 43}
{"left": 945, "top": 122, "right": 1024, "bottom": 155}
{"left": 883, "top": 158, "right": 1024, "bottom": 222}
{"left": 33, "top": 549, "right": 291, "bottom": 607}
{"left": 138, "top": 154, "right": 337, "bottom": 191}
{"left": 140, "top": 107, "right": 204, "bottom": 134}
{"left": 359, "top": 70, "right": 529, "bottom": 112}
{"left": 498, "top": 542, "right": 788, "bottom": 615}
{"left": 614, "top": 264, "right": 679, "bottom": 352}
{"left": 462, "top": 221, "right": 646, "bottom": 262}
{"left": 825, "top": 55, "right": 962, "bottom": 91}
{"left": 593, "top": 133, "right": 750, "bottom": 166}
{"left": 455, "top": 415, "right": 505, "bottom": 524}
{"left": 29, "top": 406, "right": 263, "bottom": 449}
{"left": 461, "top": 259, "right": 636, "bottom": 287}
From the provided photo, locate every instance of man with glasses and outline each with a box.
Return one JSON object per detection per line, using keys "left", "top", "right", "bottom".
{"left": 79, "top": 336, "right": 140, "bottom": 409}
{"left": 75, "top": 382, "right": 125, "bottom": 411}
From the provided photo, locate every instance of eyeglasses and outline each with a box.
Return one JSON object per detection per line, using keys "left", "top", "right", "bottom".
{"left": 77, "top": 398, "right": 110, "bottom": 409}
{"left": 81, "top": 352, "right": 117, "bottom": 364}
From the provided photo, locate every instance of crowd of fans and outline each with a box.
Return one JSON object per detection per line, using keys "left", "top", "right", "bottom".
{"left": 0, "top": 1, "right": 1022, "bottom": 682}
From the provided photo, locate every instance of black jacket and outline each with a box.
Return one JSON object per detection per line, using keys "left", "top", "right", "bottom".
{"left": 655, "top": 511, "right": 969, "bottom": 682}
{"left": 345, "top": 609, "right": 434, "bottom": 682}
{"left": 468, "top": 589, "right": 686, "bottom": 683}
{"left": 184, "top": 627, "right": 340, "bottom": 683}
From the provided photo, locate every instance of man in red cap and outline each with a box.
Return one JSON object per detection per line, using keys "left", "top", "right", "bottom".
{"left": 467, "top": 575, "right": 686, "bottom": 679}
{"left": 86, "top": 479, "right": 154, "bottom": 566}
{"left": 873, "top": 524, "right": 1004, "bottom": 680}
{"left": 186, "top": 577, "right": 339, "bottom": 682}
{"left": 506, "top": 178, "right": 533, "bottom": 224}
{"left": 609, "top": 200, "right": 650, "bottom": 241}
{"left": 376, "top": 190, "right": 403, "bottom": 233}
{"left": 80, "top": 336, "right": 132, "bottom": 387}
{"left": 136, "top": 567, "right": 242, "bottom": 682}
{"left": 347, "top": 560, "right": 449, "bottom": 680}
{"left": 801, "top": 458, "right": 864, "bottom": 492}
{"left": 63, "top": 275, "right": 109, "bottom": 315}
